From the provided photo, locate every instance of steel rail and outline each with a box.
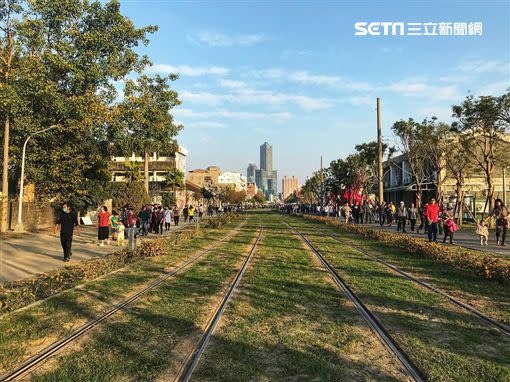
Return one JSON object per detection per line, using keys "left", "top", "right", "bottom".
{"left": 177, "top": 224, "right": 263, "bottom": 382}
{"left": 320, "top": 229, "right": 510, "bottom": 337}
{"left": 283, "top": 221, "right": 425, "bottom": 382}
{"left": 1, "top": 221, "right": 246, "bottom": 382}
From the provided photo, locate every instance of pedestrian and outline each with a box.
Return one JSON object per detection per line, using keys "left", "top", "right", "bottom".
{"left": 164, "top": 206, "right": 172, "bottom": 231}
{"left": 408, "top": 203, "right": 418, "bottom": 231}
{"left": 96, "top": 206, "right": 111, "bottom": 246}
{"left": 476, "top": 219, "right": 489, "bottom": 246}
{"left": 183, "top": 205, "right": 189, "bottom": 223}
{"left": 396, "top": 201, "right": 408, "bottom": 233}
{"left": 117, "top": 221, "right": 126, "bottom": 246}
{"left": 386, "top": 202, "right": 395, "bottom": 226}
{"left": 488, "top": 199, "right": 508, "bottom": 246}
{"left": 151, "top": 207, "right": 159, "bottom": 234}
{"left": 138, "top": 205, "right": 150, "bottom": 236}
{"left": 199, "top": 204, "right": 204, "bottom": 219}
{"left": 353, "top": 202, "right": 360, "bottom": 224}
{"left": 173, "top": 206, "right": 180, "bottom": 226}
{"left": 424, "top": 198, "right": 440, "bottom": 242}
{"left": 416, "top": 202, "right": 428, "bottom": 234}
{"left": 377, "top": 203, "right": 385, "bottom": 227}
{"left": 341, "top": 203, "right": 351, "bottom": 224}
{"left": 188, "top": 205, "right": 195, "bottom": 223}
{"left": 54, "top": 202, "right": 80, "bottom": 262}
{"left": 157, "top": 206, "right": 164, "bottom": 234}
{"left": 442, "top": 208, "right": 458, "bottom": 244}
{"left": 110, "top": 211, "right": 120, "bottom": 241}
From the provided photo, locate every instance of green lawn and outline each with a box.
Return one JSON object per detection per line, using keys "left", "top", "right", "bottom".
{"left": 191, "top": 215, "right": 406, "bottom": 382}
{"left": 285, "top": 214, "right": 510, "bottom": 382}
{"left": 29, "top": 221, "right": 260, "bottom": 381}
{"left": 0, "top": 217, "right": 245, "bottom": 375}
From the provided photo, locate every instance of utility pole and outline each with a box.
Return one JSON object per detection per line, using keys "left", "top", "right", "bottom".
{"left": 377, "top": 97, "right": 384, "bottom": 205}
{"left": 503, "top": 166, "right": 507, "bottom": 207}
{"left": 320, "top": 156, "right": 324, "bottom": 207}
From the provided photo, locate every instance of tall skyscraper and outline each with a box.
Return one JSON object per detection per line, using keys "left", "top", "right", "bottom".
{"left": 260, "top": 142, "right": 272, "bottom": 173}
{"left": 256, "top": 141, "right": 277, "bottom": 198}
{"left": 246, "top": 163, "right": 257, "bottom": 183}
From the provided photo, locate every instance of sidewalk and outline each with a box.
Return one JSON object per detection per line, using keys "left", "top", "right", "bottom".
{"left": 0, "top": 222, "right": 193, "bottom": 284}
{"left": 366, "top": 222, "right": 509, "bottom": 259}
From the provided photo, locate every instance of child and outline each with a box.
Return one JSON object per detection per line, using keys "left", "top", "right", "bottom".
{"left": 476, "top": 219, "right": 489, "bottom": 245}
{"left": 443, "top": 216, "right": 457, "bottom": 244}
{"left": 117, "top": 222, "right": 126, "bottom": 246}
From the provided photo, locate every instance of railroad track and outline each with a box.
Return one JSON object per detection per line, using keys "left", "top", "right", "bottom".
{"left": 283, "top": 221, "right": 425, "bottom": 382}
{"left": 175, "top": 224, "right": 263, "bottom": 382}
{"left": 0, "top": 221, "right": 247, "bottom": 382}
{"left": 319, "top": 229, "right": 510, "bottom": 337}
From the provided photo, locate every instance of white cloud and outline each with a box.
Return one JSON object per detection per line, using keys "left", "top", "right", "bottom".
{"left": 187, "top": 31, "right": 265, "bottom": 47}
{"left": 148, "top": 64, "right": 229, "bottom": 76}
{"left": 249, "top": 68, "right": 373, "bottom": 91}
{"left": 173, "top": 108, "right": 292, "bottom": 121}
{"left": 191, "top": 121, "right": 227, "bottom": 129}
{"left": 218, "top": 79, "right": 247, "bottom": 89}
{"left": 477, "top": 80, "right": 509, "bottom": 96}
{"left": 179, "top": 90, "right": 333, "bottom": 110}
{"left": 388, "top": 80, "right": 429, "bottom": 95}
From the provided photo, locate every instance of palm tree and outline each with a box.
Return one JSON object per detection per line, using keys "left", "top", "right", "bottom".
{"left": 165, "top": 168, "right": 185, "bottom": 198}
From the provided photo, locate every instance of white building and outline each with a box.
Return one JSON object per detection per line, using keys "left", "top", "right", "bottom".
{"left": 110, "top": 146, "right": 188, "bottom": 183}
{"left": 218, "top": 172, "right": 247, "bottom": 192}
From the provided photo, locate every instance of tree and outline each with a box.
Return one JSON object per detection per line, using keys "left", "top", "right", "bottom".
{"left": 124, "top": 161, "right": 142, "bottom": 182}
{"left": 119, "top": 74, "right": 183, "bottom": 193}
{"left": 452, "top": 92, "right": 510, "bottom": 216}
{"left": 1, "top": 0, "right": 158, "bottom": 215}
{"left": 418, "top": 117, "right": 452, "bottom": 202}
{"left": 301, "top": 172, "right": 322, "bottom": 204}
{"left": 165, "top": 168, "right": 184, "bottom": 198}
{"left": 161, "top": 191, "right": 176, "bottom": 207}
{"left": 252, "top": 191, "right": 265, "bottom": 204}
{"left": 110, "top": 181, "right": 150, "bottom": 211}
{"left": 0, "top": 0, "right": 21, "bottom": 231}
{"left": 444, "top": 137, "right": 476, "bottom": 225}
{"left": 392, "top": 118, "right": 433, "bottom": 207}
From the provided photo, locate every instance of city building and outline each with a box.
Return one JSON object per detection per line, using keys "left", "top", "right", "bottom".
{"left": 282, "top": 176, "right": 300, "bottom": 201}
{"left": 255, "top": 142, "right": 277, "bottom": 199}
{"left": 247, "top": 163, "right": 258, "bottom": 183}
{"left": 382, "top": 153, "right": 509, "bottom": 218}
{"left": 186, "top": 166, "right": 221, "bottom": 188}
{"left": 110, "top": 147, "right": 188, "bottom": 183}
{"left": 218, "top": 172, "right": 247, "bottom": 191}
{"left": 109, "top": 146, "right": 188, "bottom": 205}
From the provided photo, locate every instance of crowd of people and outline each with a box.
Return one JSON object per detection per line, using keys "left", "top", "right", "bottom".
{"left": 96, "top": 204, "right": 212, "bottom": 246}
{"left": 286, "top": 197, "right": 508, "bottom": 247}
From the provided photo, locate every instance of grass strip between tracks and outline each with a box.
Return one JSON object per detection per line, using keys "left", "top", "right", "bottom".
{"left": 286, "top": 215, "right": 510, "bottom": 382}
{"left": 28, "top": 220, "right": 259, "bottom": 382}
{"left": 190, "top": 214, "right": 408, "bottom": 382}
{"left": 0, "top": 217, "right": 244, "bottom": 374}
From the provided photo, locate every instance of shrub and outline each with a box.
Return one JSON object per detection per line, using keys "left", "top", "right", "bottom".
{"left": 302, "top": 215, "right": 510, "bottom": 283}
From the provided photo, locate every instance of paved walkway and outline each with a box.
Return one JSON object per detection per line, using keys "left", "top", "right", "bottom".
{"left": 365, "top": 222, "right": 509, "bottom": 258}
{"left": 0, "top": 222, "right": 194, "bottom": 283}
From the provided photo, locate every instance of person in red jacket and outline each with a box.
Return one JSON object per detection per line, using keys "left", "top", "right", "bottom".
{"left": 424, "top": 198, "right": 440, "bottom": 242}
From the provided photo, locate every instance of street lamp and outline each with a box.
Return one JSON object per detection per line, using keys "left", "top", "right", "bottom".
{"left": 14, "top": 125, "right": 59, "bottom": 232}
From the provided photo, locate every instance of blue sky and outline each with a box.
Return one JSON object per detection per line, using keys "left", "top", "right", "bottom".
{"left": 119, "top": 0, "right": 509, "bottom": 186}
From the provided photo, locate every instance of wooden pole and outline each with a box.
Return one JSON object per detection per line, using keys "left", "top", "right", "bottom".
{"left": 377, "top": 97, "right": 384, "bottom": 206}
{"left": 320, "top": 156, "right": 324, "bottom": 207}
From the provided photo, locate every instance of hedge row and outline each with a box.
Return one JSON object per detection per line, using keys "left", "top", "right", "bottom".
{"left": 0, "top": 214, "right": 238, "bottom": 315}
{"left": 302, "top": 215, "right": 510, "bottom": 283}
